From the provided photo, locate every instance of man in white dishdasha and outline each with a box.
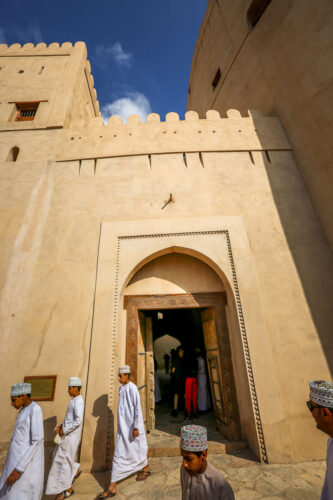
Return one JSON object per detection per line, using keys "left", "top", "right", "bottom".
{"left": 97, "top": 365, "right": 150, "bottom": 498}
{"left": 308, "top": 380, "right": 333, "bottom": 500}
{"left": 46, "top": 377, "right": 84, "bottom": 499}
{"left": 0, "top": 382, "right": 44, "bottom": 499}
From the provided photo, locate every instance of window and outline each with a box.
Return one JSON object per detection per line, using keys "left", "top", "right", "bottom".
{"left": 247, "top": 0, "right": 272, "bottom": 28}
{"left": 14, "top": 102, "right": 39, "bottom": 122}
{"left": 212, "top": 68, "right": 221, "bottom": 92}
{"left": 7, "top": 147, "right": 20, "bottom": 162}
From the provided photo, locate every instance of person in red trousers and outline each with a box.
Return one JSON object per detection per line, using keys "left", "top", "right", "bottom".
{"left": 184, "top": 348, "right": 198, "bottom": 420}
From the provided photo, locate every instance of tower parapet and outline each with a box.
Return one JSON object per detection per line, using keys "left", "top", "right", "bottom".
{"left": 0, "top": 41, "right": 100, "bottom": 131}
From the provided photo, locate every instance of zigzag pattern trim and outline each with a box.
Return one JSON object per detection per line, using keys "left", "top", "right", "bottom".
{"left": 105, "top": 229, "right": 268, "bottom": 466}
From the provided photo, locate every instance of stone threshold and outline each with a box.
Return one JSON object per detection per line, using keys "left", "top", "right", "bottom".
{"left": 148, "top": 439, "right": 248, "bottom": 457}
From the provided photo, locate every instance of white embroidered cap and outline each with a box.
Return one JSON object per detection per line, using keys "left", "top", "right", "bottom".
{"left": 119, "top": 365, "right": 131, "bottom": 374}
{"left": 309, "top": 380, "right": 333, "bottom": 408}
{"left": 69, "top": 377, "right": 82, "bottom": 387}
{"left": 11, "top": 382, "right": 32, "bottom": 396}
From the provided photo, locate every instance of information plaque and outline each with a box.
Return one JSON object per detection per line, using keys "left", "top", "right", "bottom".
{"left": 24, "top": 375, "right": 57, "bottom": 401}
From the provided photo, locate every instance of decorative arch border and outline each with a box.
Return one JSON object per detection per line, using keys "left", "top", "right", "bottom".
{"left": 106, "top": 229, "right": 268, "bottom": 464}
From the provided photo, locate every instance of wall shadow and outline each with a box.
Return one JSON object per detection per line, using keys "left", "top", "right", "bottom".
{"left": 43, "top": 416, "right": 56, "bottom": 492}
{"left": 252, "top": 114, "right": 333, "bottom": 374}
{"left": 91, "top": 394, "right": 114, "bottom": 489}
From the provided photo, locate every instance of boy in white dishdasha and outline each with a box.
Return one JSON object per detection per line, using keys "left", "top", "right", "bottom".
{"left": 46, "top": 377, "right": 84, "bottom": 499}
{"left": 97, "top": 365, "right": 150, "bottom": 498}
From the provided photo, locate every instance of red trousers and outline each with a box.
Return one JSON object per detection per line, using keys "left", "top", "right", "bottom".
{"left": 185, "top": 377, "right": 198, "bottom": 414}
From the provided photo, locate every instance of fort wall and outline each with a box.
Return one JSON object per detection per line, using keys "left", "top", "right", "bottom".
{"left": 0, "top": 41, "right": 332, "bottom": 467}
{"left": 188, "top": 0, "right": 333, "bottom": 252}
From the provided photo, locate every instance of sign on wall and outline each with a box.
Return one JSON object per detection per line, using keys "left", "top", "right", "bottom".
{"left": 24, "top": 375, "right": 57, "bottom": 401}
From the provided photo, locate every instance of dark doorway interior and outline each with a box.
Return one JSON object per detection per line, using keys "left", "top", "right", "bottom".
{"left": 140, "top": 307, "right": 227, "bottom": 446}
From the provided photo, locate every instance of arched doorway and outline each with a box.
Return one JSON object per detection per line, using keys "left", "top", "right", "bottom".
{"left": 123, "top": 252, "right": 243, "bottom": 444}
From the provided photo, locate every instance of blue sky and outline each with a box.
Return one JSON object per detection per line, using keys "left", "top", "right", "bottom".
{"left": 2, "top": 0, "right": 207, "bottom": 122}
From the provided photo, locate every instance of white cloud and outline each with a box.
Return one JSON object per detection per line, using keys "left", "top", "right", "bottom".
{"left": 101, "top": 92, "right": 152, "bottom": 123}
{"left": 96, "top": 42, "right": 133, "bottom": 69}
{"left": 13, "top": 23, "right": 43, "bottom": 44}
{"left": 0, "top": 27, "right": 6, "bottom": 44}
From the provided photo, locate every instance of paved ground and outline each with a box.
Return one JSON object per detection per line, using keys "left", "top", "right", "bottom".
{"left": 39, "top": 450, "right": 325, "bottom": 499}
{"left": 0, "top": 377, "right": 326, "bottom": 499}
{"left": 148, "top": 402, "right": 246, "bottom": 455}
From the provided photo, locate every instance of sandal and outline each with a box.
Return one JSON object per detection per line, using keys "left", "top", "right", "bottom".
{"left": 72, "top": 470, "right": 82, "bottom": 484}
{"left": 136, "top": 469, "right": 151, "bottom": 481}
{"left": 96, "top": 489, "right": 116, "bottom": 498}
{"left": 57, "top": 492, "right": 74, "bottom": 499}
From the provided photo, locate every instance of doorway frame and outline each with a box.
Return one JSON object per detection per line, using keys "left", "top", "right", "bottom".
{"left": 124, "top": 291, "right": 242, "bottom": 440}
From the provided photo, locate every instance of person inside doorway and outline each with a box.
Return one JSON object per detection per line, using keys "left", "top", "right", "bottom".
{"left": 154, "top": 357, "right": 162, "bottom": 404}
{"left": 196, "top": 348, "right": 210, "bottom": 413}
{"left": 163, "top": 351, "right": 170, "bottom": 375}
{"left": 184, "top": 348, "right": 198, "bottom": 420}
{"left": 170, "top": 345, "right": 185, "bottom": 417}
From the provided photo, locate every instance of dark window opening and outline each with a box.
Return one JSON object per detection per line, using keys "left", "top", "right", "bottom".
{"left": 14, "top": 102, "right": 39, "bottom": 122}
{"left": 247, "top": 0, "right": 272, "bottom": 28}
{"left": 7, "top": 147, "right": 20, "bottom": 162}
{"left": 212, "top": 68, "right": 221, "bottom": 92}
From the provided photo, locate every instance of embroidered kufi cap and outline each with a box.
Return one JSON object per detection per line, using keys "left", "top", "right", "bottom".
{"left": 119, "top": 365, "right": 131, "bottom": 374}
{"left": 69, "top": 377, "right": 82, "bottom": 387}
{"left": 180, "top": 425, "right": 208, "bottom": 452}
{"left": 11, "top": 382, "right": 32, "bottom": 396}
{"left": 309, "top": 380, "right": 333, "bottom": 407}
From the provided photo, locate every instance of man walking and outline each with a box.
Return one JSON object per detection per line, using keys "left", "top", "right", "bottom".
{"left": 46, "top": 377, "right": 84, "bottom": 499}
{"left": 163, "top": 351, "right": 170, "bottom": 375}
{"left": 308, "top": 380, "right": 333, "bottom": 499}
{"left": 97, "top": 365, "right": 150, "bottom": 498}
{"left": 0, "top": 382, "right": 44, "bottom": 499}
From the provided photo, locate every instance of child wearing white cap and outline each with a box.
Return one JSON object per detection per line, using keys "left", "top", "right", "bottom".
{"left": 97, "top": 365, "right": 150, "bottom": 498}
{"left": 0, "top": 382, "right": 44, "bottom": 499}
{"left": 308, "top": 380, "right": 333, "bottom": 500}
{"left": 180, "top": 424, "right": 234, "bottom": 500}
{"left": 46, "top": 377, "right": 84, "bottom": 499}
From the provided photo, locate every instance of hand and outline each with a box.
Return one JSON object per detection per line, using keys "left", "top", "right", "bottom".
{"left": 59, "top": 428, "right": 64, "bottom": 436}
{"left": 55, "top": 425, "right": 61, "bottom": 434}
{"left": 6, "top": 469, "right": 22, "bottom": 486}
{"left": 133, "top": 428, "right": 139, "bottom": 439}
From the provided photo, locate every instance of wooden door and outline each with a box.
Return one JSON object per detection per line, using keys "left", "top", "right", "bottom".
{"left": 137, "top": 312, "right": 155, "bottom": 432}
{"left": 201, "top": 307, "right": 228, "bottom": 435}
{"left": 201, "top": 306, "right": 241, "bottom": 440}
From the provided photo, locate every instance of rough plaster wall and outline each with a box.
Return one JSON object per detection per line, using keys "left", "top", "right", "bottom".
{"left": 0, "top": 143, "right": 332, "bottom": 462}
{"left": 188, "top": 0, "right": 333, "bottom": 252}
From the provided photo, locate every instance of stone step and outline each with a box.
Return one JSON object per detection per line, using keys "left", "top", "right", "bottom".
{"left": 148, "top": 439, "right": 248, "bottom": 457}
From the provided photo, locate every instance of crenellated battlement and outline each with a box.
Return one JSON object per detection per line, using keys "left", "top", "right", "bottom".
{"left": 0, "top": 40, "right": 86, "bottom": 53}
{"left": 0, "top": 41, "right": 100, "bottom": 128}
{"left": 104, "top": 108, "right": 266, "bottom": 125}
{"left": 0, "top": 107, "right": 291, "bottom": 162}
{"left": 55, "top": 108, "right": 291, "bottom": 161}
